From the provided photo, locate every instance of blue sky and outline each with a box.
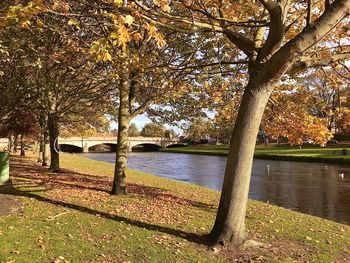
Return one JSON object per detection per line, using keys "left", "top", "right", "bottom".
{"left": 110, "top": 113, "right": 183, "bottom": 134}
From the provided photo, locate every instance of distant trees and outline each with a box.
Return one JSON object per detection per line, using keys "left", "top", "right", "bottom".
{"left": 128, "top": 123, "right": 140, "bottom": 137}
{"left": 184, "top": 118, "right": 212, "bottom": 141}
{"left": 140, "top": 123, "right": 165, "bottom": 137}
{"left": 0, "top": 110, "right": 40, "bottom": 154}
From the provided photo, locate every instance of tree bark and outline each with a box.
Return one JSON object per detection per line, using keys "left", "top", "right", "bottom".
{"left": 42, "top": 126, "right": 49, "bottom": 166}
{"left": 209, "top": 82, "right": 273, "bottom": 248}
{"left": 8, "top": 135, "right": 14, "bottom": 153}
{"left": 13, "top": 134, "right": 19, "bottom": 153}
{"left": 111, "top": 75, "right": 131, "bottom": 195}
{"left": 38, "top": 133, "right": 43, "bottom": 163}
{"left": 20, "top": 134, "right": 25, "bottom": 156}
{"left": 48, "top": 114, "right": 60, "bottom": 172}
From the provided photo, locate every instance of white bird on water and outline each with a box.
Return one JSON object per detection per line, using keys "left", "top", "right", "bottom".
{"left": 339, "top": 173, "right": 344, "bottom": 179}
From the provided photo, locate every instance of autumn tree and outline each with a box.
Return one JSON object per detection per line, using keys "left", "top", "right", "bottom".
{"left": 140, "top": 122, "right": 165, "bottom": 137}
{"left": 138, "top": 0, "right": 350, "bottom": 249}
{"left": 184, "top": 118, "right": 212, "bottom": 141}
{"left": 128, "top": 123, "right": 140, "bottom": 137}
{"left": 263, "top": 85, "right": 333, "bottom": 145}
{"left": 89, "top": 3, "right": 208, "bottom": 194}
{"left": 1, "top": 2, "right": 115, "bottom": 171}
{"left": 0, "top": 109, "right": 40, "bottom": 154}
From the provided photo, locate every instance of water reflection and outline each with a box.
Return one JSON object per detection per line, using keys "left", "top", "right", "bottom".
{"left": 81, "top": 152, "right": 350, "bottom": 225}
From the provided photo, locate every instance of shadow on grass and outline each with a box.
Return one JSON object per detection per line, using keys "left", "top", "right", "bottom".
{"left": 0, "top": 184, "right": 210, "bottom": 246}
{"left": 10, "top": 156, "right": 217, "bottom": 212}
{"left": 3, "top": 156, "right": 214, "bottom": 246}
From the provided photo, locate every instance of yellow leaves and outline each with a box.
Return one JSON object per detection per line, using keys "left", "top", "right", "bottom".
{"left": 124, "top": 15, "right": 134, "bottom": 26}
{"left": 105, "top": 0, "right": 123, "bottom": 7}
{"left": 62, "top": 3, "right": 70, "bottom": 13}
{"left": 67, "top": 19, "right": 78, "bottom": 26}
{"left": 117, "top": 26, "right": 131, "bottom": 51}
{"left": 152, "top": 0, "right": 171, "bottom": 12}
{"left": 132, "top": 33, "right": 143, "bottom": 42}
{"left": 144, "top": 23, "right": 166, "bottom": 47}
{"left": 147, "top": 24, "right": 157, "bottom": 37}
{"left": 90, "top": 40, "right": 113, "bottom": 62}
{"left": 52, "top": 0, "right": 60, "bottom": 11}
{"left": 21, "top": 19, "right": 31, "bottom": 29}
{"left": 264, "top": 92, "right": 333, "bottom": 146}
{"left": 36, "top": 17, "right": 44, "bottom": 27}
{"left": 154, "top": 33, "right": 165, "bottom": 47}
{"left": 102, "top": 52, "right": 112, "bottom": 62}
{"left": 3, "top": 1, "right": 43, "bottom": 29}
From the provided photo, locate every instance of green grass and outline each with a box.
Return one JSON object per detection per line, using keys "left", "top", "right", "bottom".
{"left": 0, "top": 153, "right": 349, "bottom": 262}
{"left": 161, "top": 144, "right": 350, "bottom": 163}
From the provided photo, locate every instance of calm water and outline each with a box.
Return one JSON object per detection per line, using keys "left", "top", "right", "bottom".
{"left": 81, "top": 152, "right": 350, "bottom": 225}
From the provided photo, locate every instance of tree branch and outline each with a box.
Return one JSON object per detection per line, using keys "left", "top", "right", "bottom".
{"left": 288, "top": 52, "right": 350, "bottom": 74}
{"left": 130, "top": 100, "right": 153, "bottom": 120}
{"left": 307, "top": 0, "right": 312, "bottom": 26}
{"left": 264, "top": 0, "right": 350, "bottom": 82}
{"left": 257, "top": 0, "right": 289, "bottom": 61}
{"left": 136, "top": 0, "right": 257, "bottom": 56}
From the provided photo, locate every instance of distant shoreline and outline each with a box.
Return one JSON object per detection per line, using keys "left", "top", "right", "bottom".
{"left": 160, "top": 145, "right": 350, "bottom": 165}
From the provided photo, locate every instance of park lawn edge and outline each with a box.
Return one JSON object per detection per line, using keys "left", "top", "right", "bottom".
{"left": 0, "top": 153, "right": 349, "bottom": 262}
{"left": 160, "top": 146, "right": 350, "bottom": 164}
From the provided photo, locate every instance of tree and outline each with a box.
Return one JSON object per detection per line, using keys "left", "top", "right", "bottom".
{"left": 184, "top": 118, "right": 212, "bottom": 141}
{"left": 90, "top": 12, "right": 203, "bottom": 195}
{"left": 139, "top": 0, "right": 350, "bottom": 249}
{"left": 263, "top": 86, "right": 333, "bottom": 145}
{"left": 1, "top": 2, "right": 115, "bottom": 172}
{"left": 0, "top": 109, "right": 40, "bottom": 154}
{"left": 140, "top": 122, "right": 165, "bottom": 137}
{"left": 128, "top": 123, "right": 140, "bottom": 137}
{"left": 164, "top": 129, "right": 177, "bottom": 139}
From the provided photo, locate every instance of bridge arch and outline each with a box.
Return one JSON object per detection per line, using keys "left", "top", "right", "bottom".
{"left": 88, "top": 143, "right": 117, "bottom": 152}
{"left": 166, "top": 143, "right": 187, "bottom": 148}
{"left": 59, "top": 144, "right": 82, "bottom": 153}
{"left": 131, "top": 143, "right": 162, "bottom": 152}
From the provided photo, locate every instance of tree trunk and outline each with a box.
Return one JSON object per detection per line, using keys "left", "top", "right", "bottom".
{"left": 48, "top": 114, "right": 60, "bottom": 172}
{"left": 111, "top": 76, "right": 131, "bottom": 195}
{"left": 8, "top": 135, "right": 14, "bottom": 153}
{"left": 13, "top": 134, "right": 19, "bottom": 153}
{"left": 264, "top": 136, "right": 269, "bottom": 146}
{"left": 38, "top": 133, "right": 43, "bottom": 163}
{"left": 42, "top": 126, "right": 49, "bottom": 166}
{"left": 209, "top": 83, "right": 273, "bottom": 249}
{"left": 20, "top": 134, "right": 25, "bottom": 156}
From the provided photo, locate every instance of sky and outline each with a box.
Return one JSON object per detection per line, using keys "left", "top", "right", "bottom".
{"left": 110, "top": 113, "right": 183, "bottom": 135}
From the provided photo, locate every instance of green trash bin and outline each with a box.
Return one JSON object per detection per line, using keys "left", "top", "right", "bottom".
{"left": 0, "top": 152, "right": 9, "bottom": 185}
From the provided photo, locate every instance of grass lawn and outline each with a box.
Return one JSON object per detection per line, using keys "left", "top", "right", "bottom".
{"left": 161, "top": 144, "right": 350, "bottom": 163}
{"left": 0, "top": 153, "right": 349, "bottom": 262}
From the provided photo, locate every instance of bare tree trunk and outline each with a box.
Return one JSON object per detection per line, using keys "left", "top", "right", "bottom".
{"left": 48, "top": 114, "right": 60, "bottom": 172}
{"left": 38, "top": 132, "right": 43, "bottom": 163}
{"left": 42, "top": 127, "right": 49, "bottom": 166}
{"left": 209, "top": 83, "right": 273, "bottom": 249}
{"left": 8, "top": 134, "right": 14, "bottom": 153}
{"left": 20, "top": 134, "right": 25, "bottom": 156}
{"left": 264, "top": 136, "right": 269, "bottom": 146}
{"left": 13, "top": 134, "right": 19, "bottom": 153}
{"left": 111, "top": 76, "right": 131, "bottom": 195}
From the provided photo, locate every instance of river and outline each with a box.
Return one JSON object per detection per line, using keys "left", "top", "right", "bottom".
{"left": 80, "top": 152, "right": 350, "bottom": 225}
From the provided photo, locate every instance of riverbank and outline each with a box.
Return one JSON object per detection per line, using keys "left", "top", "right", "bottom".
{"left": 161, "top": 144, "right": 350, "bottom": 164}
{"left": 0, "top": 154, "right": 349, "bottom": 262}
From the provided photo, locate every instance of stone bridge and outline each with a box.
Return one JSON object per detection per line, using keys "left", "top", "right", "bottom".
{"left": 58, "top": 136, "right": 183, "bottom": 153}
